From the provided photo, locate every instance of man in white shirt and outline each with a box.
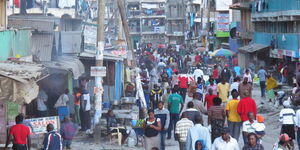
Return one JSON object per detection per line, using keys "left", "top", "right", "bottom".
{"left": 37, "top": 89, "right": 48, "bottom": 117}
{"left": 242, "top": 112, "right": 257, "bottom": 144}
{"left": 279, "top": 101, "right": 296, "bottom": 144}
{"left": 175, "top": 112, "right": 194, "bottom": 150}
{"left": 212, "top": 127, "right": 239, "bottom": 150}
{"left": 193, "top": 66, "right": 204, "bottom": 81}
{"left": 230, "top": 77, "right": 240, "bottom": 93}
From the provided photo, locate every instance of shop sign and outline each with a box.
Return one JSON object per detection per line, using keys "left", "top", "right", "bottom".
{"left": 91, "top": 66, "right": 107, "bottom": 77}
{"left": 26, "top": 116, "right": 60, "bottom": 134}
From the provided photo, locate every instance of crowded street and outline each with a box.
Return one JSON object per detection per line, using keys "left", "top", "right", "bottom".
{"left": 1, "top": 0, "right": 300, "bottom": 150}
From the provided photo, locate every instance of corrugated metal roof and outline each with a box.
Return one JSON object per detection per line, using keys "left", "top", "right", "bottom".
{"left": 8, "top": 18, "right": 55, "bottom": 32}
{"left": 79, "top": 50, "right": 125, "bottom": 61}
{"left": 42, "top": 56, "right": 85, "bottom": 79}
{"left": 31, "top": 32, "right": 54, "bottom": 61}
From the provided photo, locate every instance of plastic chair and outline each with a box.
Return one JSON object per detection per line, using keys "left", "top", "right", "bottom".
{"left": 110, "top": 127, "right": 124, "bottom": 146}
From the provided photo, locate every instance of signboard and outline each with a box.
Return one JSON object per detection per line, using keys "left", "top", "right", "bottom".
{"left": 26, "top": 116, "right": 60, "bottom": 134}
{"left": 217, "top": 13, "right": 230, "bottom": 32}
{"left": 91, "top": 66, "right": 107, "bottom": 77}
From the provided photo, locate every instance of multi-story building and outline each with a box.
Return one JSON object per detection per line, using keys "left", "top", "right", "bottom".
{"left": 238, "top": 0, "right": 300, "bottom": 75}
{"left": 126, "top": 0, "right": 166, "bottom": 48}
{"left": 166, "top": 0, "right": 186, "bottom": 45}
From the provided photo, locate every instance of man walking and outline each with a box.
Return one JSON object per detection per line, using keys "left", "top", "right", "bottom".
{"left": 211, "top": 127, "right": 239, "bottom": 150}
{"left": 226, "top": 90, "right": 242, "bottom": 141}
{"left": 220, "top": 64, "right": 231, "bottom": 82}
{"left": 42, "top": 124, "right": 62, "bottom": 150}
{"left": 36, "top": 89, "right": 48, "bottom": 117}
{"left": 175, "top": 112, "right": 194, "bottom": 150}
{"left": 237, "top": 93, "right": 257, "bottom": 122}
{"left": 184, "top": 102, "right": 202, "bottom": 123}
{"left": 150, "top": 84, "right": 163, "bottom": 109}
{"left": 186, "top": 116, "right": 211, "bottom": 150}
{"left": 217, "top": 78, "right": 230, "bottom": 103}
{"left": 192, "top": 93, "right": 207, "bottom": 115}
{"left": 257, "top": 67, "right": 267, "bottom": 97}
{"left": 60, "top": 117, "right": 78, "bottom": 149}
{"left": 80, "top": 89, "right": 91, "bottom": 131}
{"left": 5, "top": 114, "right": 31, "bottom": 150}
{"left": 238, "top": 77, "right": 252, "bottom": 99}
{"left": 167, "top": 87, "right": 184, "bottom": 139}
{"left": 155, "top": 102, "right": 170, "bottom": 150}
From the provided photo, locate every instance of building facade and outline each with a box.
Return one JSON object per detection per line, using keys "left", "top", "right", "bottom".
{"left": 127, "top": 0, "right": 166, "bottom": 48}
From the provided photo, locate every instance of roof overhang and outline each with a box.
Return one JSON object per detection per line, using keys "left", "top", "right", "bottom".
{"left": 238, "top": 44, "right": 269, "bottom": 53}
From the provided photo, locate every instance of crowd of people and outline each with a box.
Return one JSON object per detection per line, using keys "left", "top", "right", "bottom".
{"left": 136, "top": 44, "right": 300, "bottom": 150}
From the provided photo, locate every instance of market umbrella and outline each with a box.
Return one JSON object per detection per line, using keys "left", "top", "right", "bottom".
{"left": 210, "top": 48, "right": 235, "bottom": 57}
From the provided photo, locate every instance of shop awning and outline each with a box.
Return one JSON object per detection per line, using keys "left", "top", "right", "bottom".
{"left": 0, "top": 61, "right": 46, "bottom": 104}
{"left": 79, "top": 49, "right": 125, "bottom": 61}
{"left": 238, "top": 44, "right": 269, "bottom": 53}
{"left": 42, "top": 56, "right": 85, "bottom": 79}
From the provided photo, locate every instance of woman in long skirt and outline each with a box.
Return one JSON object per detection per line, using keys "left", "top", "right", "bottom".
{"left": 208, "top": 97, "right": 226, "bottom": 142}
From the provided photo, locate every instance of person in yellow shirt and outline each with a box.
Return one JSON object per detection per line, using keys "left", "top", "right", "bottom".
{"left": 266, "top": 75, "right": 277, "bottom": 102}
{"left": 217, "top": 78, "right": 230, "bottom": 103}
{"left": 226, "top": 89, "right": 241, "bottom": 141}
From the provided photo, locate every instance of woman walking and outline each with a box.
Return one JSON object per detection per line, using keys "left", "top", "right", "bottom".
{"left": 208, "top": 97, "right": 226, "bottom": 142}
{"left": 144, "top": 109, "right": 162, "bottom": 150}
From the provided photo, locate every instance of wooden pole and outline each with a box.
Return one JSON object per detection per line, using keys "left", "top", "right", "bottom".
{"left": 0, "top": 0, "right": 6, "bottom": 29}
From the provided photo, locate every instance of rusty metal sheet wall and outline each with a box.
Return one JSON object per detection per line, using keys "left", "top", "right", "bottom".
{"left": 61, "top": 31, "right": 82, "bottom": 54}
{"left": 8, "top": 18, "right": 55, "bottom": 32}
{"left": 31, "top": 33, "right": 54, "bottom": 61}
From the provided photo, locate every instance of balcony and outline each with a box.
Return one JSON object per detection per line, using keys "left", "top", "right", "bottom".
{"left": 253, "top": 32, "right": 299, "bottom": 57}
{"left": 251, "top": 0, "right": 300, "bottom": 21}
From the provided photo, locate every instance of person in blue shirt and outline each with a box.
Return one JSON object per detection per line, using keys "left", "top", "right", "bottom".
{"left": 257, "top": 66, "right": 267, "bottom": 98}
{"left": 233, "top": 65, "right": 241, "bottom": 77}
{"left": 42, "top": 124, "right": 62, "bottom": 150}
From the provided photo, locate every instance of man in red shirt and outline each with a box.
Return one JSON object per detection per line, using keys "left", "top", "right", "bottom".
{"left": 178, "top": 76, "right": 189, "bottom": 102}
{"left": 237, "top": 93, "right": 257, "bottom": 122}
{"left": 212, "top": 65, "right": 219, "bottom": 81}
{"left": 5, "top": 114, "right": 31, "bottom": 150}
{"left": 204, "top": 88, "right": 217, "bottom": 110}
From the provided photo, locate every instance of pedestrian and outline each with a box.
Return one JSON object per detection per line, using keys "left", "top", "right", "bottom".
{"left": 60, "top": 117, "right": 78, "bottom": 149}
{"left": 36, "top": 89, "right": 48, "bottom": 117}
{"left": 175, "top": 112, "right": 194, "bottom": 150}
{"left": 281, "top": 65, "right": 289, "bottom": 85}
{"left": 155, "top": 102, "right": 170, "bottom": 150}
{"left": 42, "top": 124, "right": 62, "bottom": 150}
{"left": 279, "top": 101, "right": 296, "bottom": 148}
{"left": 273, "top": 134, "right": 292, "bottom": 150}
{"left": 208, "top": 97, "right": 226, "bottom": 142}
{"left": 161, "top": 70, "right": 169, "bottom": 90}
{"left": 178, "top": 75, "right": 189, "bottom": 102}
{"left": 192, "top": 93, "right": 207, "bottom": 115}
{"left": 171, "top": 71, "right": 179, "bottom": 88}
{"left": 226, "top": 89, "right": 242, "bottom": 141}
{"left": 167, "top": 87, "right": 184, "bottom": 139}
{"left": 79, "top": 89, "right": 91, "bottom": 131}
{"left": 206, "top": 78, "right": 218, "bottom": 95}
{"left": 237, "top": 95, "right": 257, "bottom": 122}
{"left": 266, "top": 75, "right": 278, "bottom": 103}
{"left": 211, "top": 127, "right": 239, "bottom": 150}
{"left": 144, "top": 109, "right": 161, "bottom": 150}
{"left": 150, "top": 84, "right": 163, "bottom": 109}
{"left": 5, "top": 114, "right": 31, "bottom": 150}
{"left": 188, "top": 80, "right": 197, "bottom": 98}
{"left": 243, "top": 69, "right": 253, "bottom": 84}
{"left": 212, "top": 65, "right": 219, "bottom": 83}
{"left": 54, "top": 89, "right": 70, "bottom": 121}
{"left": 230, "top": 77, "right": 240, "bottom": 94}
{"left": 204, "top": 88, "right": 217, "bottom": 110}
{"left": 295, "top": 103, "right": 300, "bottom": 148}
{"left": 242, "top": 133, "right": 264, "bottom": 150}
{"left": 242, "top": 112, "right": 257, "bottom": 145}
{"left": 73, "top": 87, "right": 81, "bottom": 126}
{"left": 162, "top": 87, "right": 171, "bottom": 108}
{"left": 217, "top": 78, "right": 230, "bottom": 103}
{"left": 238, "top": 77, "right": 252, "bottom": 99}
{"left": 186, "top": 116, "right": 211, "bottom": 150}
{"left": 193, "top": 64, "right": 204, "bottom": 82}
{"left": 185, "top": 102, "right": 202, "bottom": 123}
{"left": 220, "top": 64, "right": 231, "bottom": 82}
{"left": 257, "top": 66, "right": 267, "bottom": 97}
{"left": 233, "top": 65, "right": 241, "bottom": 77}
{"left": 195, "top": 139, "right": 208, "bottom": 150}
{"left": 196, "top": 77, "right": 204, "bottom": 101}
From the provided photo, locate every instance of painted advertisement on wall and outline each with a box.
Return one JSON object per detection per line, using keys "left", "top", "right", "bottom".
{"left": 216, "top": 12, "right": 230, "bottom": 37}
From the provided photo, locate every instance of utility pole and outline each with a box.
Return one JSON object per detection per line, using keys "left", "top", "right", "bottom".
{"left": 206, "top": 0, "right": 211, "bottom": 51}
{"left": 93, "top": 0, "right": 105, "bottom": 140}
{"left": 116, "top": 0, "right": 136, "bottom": 67}
{"left": 0, "top": 0, "right": 6, "bottom": 30}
